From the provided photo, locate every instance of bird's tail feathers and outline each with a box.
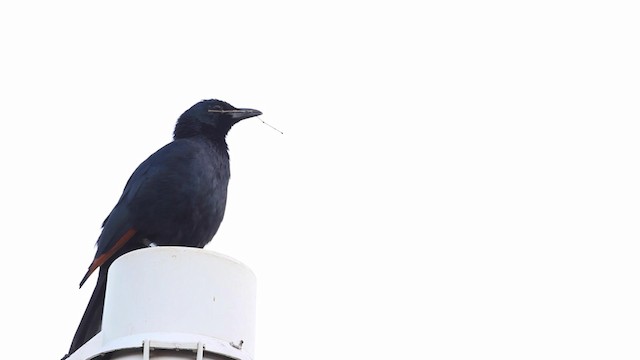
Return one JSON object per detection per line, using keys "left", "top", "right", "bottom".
{"left": 68, "top": 268, "right": 108, "bottom": 356}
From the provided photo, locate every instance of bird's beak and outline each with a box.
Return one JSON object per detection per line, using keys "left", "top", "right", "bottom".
{"left": 229, "top": 108, "right": 263, "bottom": 122}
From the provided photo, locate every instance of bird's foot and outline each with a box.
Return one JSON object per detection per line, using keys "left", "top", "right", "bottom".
{"left": 142, "top": 238, "right": 157, "bottom": 247}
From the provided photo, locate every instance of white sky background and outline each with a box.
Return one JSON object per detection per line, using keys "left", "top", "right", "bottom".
{"left": 0, "top": 1, "right": 639, "bottom": 359}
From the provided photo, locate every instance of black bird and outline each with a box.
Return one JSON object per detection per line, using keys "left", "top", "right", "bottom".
{"left": 66, "top": 99, "right": 261, "bottom": 356}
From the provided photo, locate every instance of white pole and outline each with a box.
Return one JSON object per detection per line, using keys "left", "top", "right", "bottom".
{"left": 66, "top": 247, "right": 257, "bottom": 360}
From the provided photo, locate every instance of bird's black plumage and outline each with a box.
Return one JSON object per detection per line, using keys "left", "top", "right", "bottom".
{"left": 66, "top": 99, "right": 261, "bottom": 356}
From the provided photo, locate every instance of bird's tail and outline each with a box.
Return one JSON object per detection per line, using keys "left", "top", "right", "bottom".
{"left": 67, "top": 268, "right": 108, "bottom": 356}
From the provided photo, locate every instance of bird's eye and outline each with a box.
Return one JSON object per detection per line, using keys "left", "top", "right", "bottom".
{"left": 210, "top": 105, "right": 223, "bottom": 112}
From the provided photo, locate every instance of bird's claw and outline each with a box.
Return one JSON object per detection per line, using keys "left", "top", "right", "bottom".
{"left": 142, "top": 238, "right": 157, "bottom": 247}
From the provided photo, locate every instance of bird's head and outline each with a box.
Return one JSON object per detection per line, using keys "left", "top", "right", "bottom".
{"left": 174, "top": 99, "right": 262, "bottom": 140}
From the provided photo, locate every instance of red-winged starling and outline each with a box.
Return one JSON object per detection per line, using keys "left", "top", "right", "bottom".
{"left": 65, "top": 99, "right": 261, "bottom": 356}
